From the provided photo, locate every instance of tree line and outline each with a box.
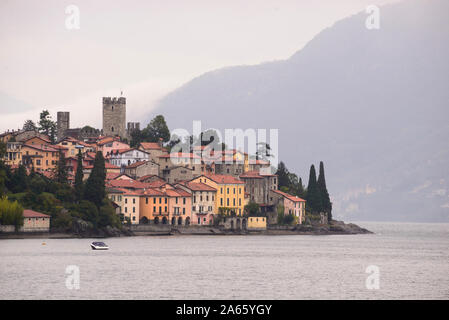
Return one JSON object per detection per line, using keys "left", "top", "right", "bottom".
{"left": 276, "top": 161, "right": 332, "bottom": 221}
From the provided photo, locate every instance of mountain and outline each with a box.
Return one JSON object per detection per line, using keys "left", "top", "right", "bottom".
{"left": 152, "top": 0, "right": 449, "bottom": 222}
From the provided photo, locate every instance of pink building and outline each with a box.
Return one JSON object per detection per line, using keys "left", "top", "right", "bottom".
{"left": 98, "top": 137, "right": 130, "bottom": 157}
{"left": 162, "top": 184, "right": 192, "bottom": 226}
{"left": 270, "top": 189, "right": 306, "bottom": 224}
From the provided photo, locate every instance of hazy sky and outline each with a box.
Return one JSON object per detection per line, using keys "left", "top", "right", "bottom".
{"left": 0, "top": 0, "right": 400, "bottom": 131}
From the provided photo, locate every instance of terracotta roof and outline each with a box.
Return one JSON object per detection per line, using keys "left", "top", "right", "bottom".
{"left": 106, "top": 172, "right": 121, "bottom": 181}
{"left": 271, "top": 189, "right": 306, "bottom": 202}
{"left": 141, "top": 188, "right": 165, "bottom": 196}
{"left": 23, "top": 209, "right": 50, "bottom": 218}
{"left": 107, "top": 179, "right": 151, "bottom": 190}
{"left": 22, "top": 144, "right": 59, "bottom": 152}
{"left": 139, "top": 174, "right": 162, "bottom": 182}
{"left": 85, "top": 163, "right": 120, "bottom": 170}
{"left": 140, "top": 142, "right": 165, "bottom": 150}
{"left": 165, "top": 188, "right": 191, "bottom": 197}
{"left": 202, "top": 174, "right": 244, "bottom": 185}
{"left": 178, "top": 181, "right": 217, "bottom": 192}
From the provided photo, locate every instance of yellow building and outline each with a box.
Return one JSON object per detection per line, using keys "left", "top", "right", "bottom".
{"left": 247, "top": 217, "right": 267, "bottom": 230}
{"left": 191, "top": 174, "right": 245, "bottom": 216}
{"left": 108, "top": 188, "right": 141, "bottom": 224}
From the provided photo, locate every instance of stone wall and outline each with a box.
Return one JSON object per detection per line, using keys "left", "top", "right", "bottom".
{"left": 103, "top": 97, "right": 126, "bottom": 139}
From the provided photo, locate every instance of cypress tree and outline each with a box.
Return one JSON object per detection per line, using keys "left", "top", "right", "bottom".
{"left": 276, "top": 161, "right": 290, "bottom": 189}
{"left": 55, "top": 151, "right": 68, "bottom": 184}
{"left": 306, "top": 164, "right": 322, "bottom": 214}
{"left": 317, "top": 161, "right": 332, "bottom": 221}
{"left": 84, "top": 152, "right": 106, "bottom": 208}
{"left": 74, "top": 149, "right": 84, "bottom": 201}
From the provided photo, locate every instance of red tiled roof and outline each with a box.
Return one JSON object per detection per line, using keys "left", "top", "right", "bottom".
{"left": 178, "top": 181, "right": 217, "bottom": 192}
{"left": 107, "top": 179, "right": 151, "bottom": 190}
{"left": 23, "top": 209, "right": 50, "bottom": 218}
{"left": 202, "top": 174, "right": 244, "bottom": 185}
{"left": 85, "top": 163, "right": 120, "bottom": 170}
{"left": 106, "top": 172, "right": 121, "bottom": 181}
{"left": 23, "top": 144, "right": 59, "bottom": 152}
{"left": 140, "top": 142, "right": 165, "bottom": 150}
{"left": 272, "top": 189, "right": 306, "bottom": 202}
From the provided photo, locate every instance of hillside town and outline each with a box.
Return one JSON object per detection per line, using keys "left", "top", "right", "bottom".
{"left": 0, "top": 96, "right": 315, "bottom": 234}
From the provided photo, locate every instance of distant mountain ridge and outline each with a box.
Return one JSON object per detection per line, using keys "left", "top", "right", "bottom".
{"left": 153, "top": 0, "right": 449, "bottom": 222}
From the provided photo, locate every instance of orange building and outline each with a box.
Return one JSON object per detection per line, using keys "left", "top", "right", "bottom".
{"left": 21, "top": 144, "right": 60, "bottom": 172}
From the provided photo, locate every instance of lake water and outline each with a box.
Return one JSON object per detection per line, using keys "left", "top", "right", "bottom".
{"left": 0, "top": 222, "right": 448, "bottom": 300}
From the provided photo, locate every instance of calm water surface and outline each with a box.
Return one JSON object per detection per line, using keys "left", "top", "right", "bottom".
{"left": 0, "top": 222, "right": 448, "bottom": 299}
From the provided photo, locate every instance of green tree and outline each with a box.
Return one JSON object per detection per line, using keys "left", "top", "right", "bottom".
{"left": 23, "top": 120, "right": 37, "bottom": 131}
{"left": 55, "top": 151, "right": 68, "bottom": 184}
{"left": 0, "top": 141, "right": 6, "bottom": 158}
{"left": 244, "top": 201, "right": 260, "bottom": 216}
{"left": 306, "top": 164, "right": 322, "bottom": 214}
{"left": 276, "top": 162, "right": 290, "bottom": 189}
{"left": 317, "top": 161, "right": 332, "bottom": 221}
{"left": 142, "top": 115, "right": 170, "bottom": 143}
{"left": 0, "top": 196, "right": 24, "bottom": 230}
{"left": 74, "top": 149, "right": 84, "bottom": 201}
{"left": 10, "top": 165, "right": 29, "bottom": 193}
{"left": 38, "top": 110, "right": 56, "bottom": 138}
{"left": 84, "top": 152, "right": 106, "bottom": 208}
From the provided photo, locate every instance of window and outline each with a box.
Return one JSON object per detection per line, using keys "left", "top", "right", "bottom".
{"left": 159, "top": 198, "right": 162, "bottom": 204}
{"left": 193, "top": 196, "right": 196, "bottom": 203}
{"left": 133, "top": 207, "right": 135, "bottom": 213}
{"left": 183, "top": 208, "right": 185, "bottom": 215}
{"left": 153, "top": 206, "right": 156, "bottom": 212}
{"left": 125, "top": 198, "right": 128, "bottom": 204}
{"left": 220, "top": 198, "right": 223, "bottom": 206}
{"left": 125, "top": 207, "right": 128, "bottom": 213}
{"left": 153, "top": 198, "right": 156, "bottom": 204}
{"left": 146, "top": 198, "right": 148, "bottom": 204}
{"left": 111, "top": 126, "right": 114, "bottom": 132}
{"left": 165, "top": 198, "right": 167, "bottom": 204}
{"left": 227, "top": 188, "right": 229, "bottom": 194}
{"left": 233, "top": 199, "right": 235, "bottom": 206}
{"left": 227, "top": 199, "right": 229, "bottom": 206}
{"left": 233, "top": 188, "right": 235, "bottom": 194}
{"left": 132, "top": 216, "right": 136, "bottom": 221}
{"left": 183, "top": 198, "right": 186, "bottom": 205}
{"left": 165, "top": 206, "right": 167, "bottom": 212}
{"left": 133, "top": 198, "right": 136, "bottom": 204}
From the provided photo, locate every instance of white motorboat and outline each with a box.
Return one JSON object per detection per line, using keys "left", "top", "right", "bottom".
{"left": 91, "top": 242, "right": 109, "bottom": 250}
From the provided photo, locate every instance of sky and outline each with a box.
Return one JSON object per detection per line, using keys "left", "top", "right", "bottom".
{"left": 0, "top": 0, "right": 401, "bottom": 132}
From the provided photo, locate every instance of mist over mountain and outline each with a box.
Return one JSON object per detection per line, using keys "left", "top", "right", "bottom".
{"left": 153, "top": 0, "right": 449, "bottom": 222}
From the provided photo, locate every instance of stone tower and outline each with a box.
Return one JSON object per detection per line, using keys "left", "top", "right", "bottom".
{"left": 57, "top": 112, "right": 70, "bottom": 141}
{"left": 102, "top": 97, "right": 126, "bottom": 139}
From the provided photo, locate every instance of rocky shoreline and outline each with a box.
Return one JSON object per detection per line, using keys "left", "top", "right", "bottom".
{"left": 0, "top": 220, "right": 372, "bottom": 239}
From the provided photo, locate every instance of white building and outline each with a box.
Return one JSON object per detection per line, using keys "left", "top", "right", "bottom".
{"left": 109, "top": 148, "right": 150, "bottom": 171}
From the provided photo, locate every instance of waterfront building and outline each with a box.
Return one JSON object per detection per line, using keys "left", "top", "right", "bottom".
{"left": 176, "top": 181, "right": 217, "bottom": 225}
{"left": 191, "top": 174, "right": 245, "bottom": 216}
{"left": 269, "top": 189, "right": 306, "bottom": 224}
